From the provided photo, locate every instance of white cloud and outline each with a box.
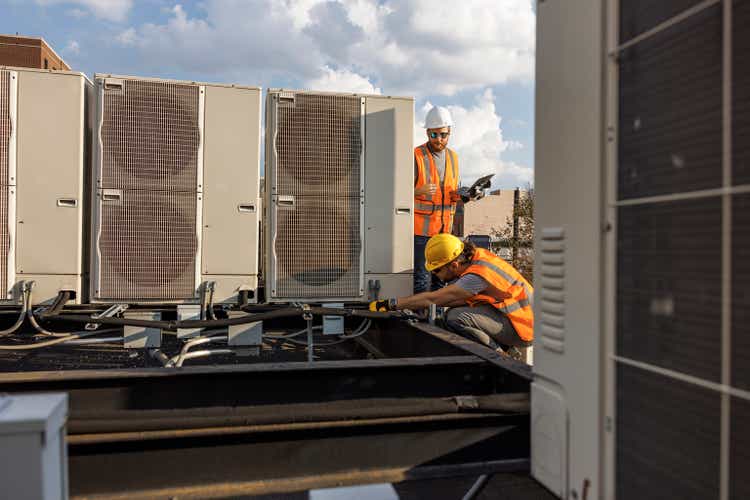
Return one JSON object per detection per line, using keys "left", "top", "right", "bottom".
{"left": 64, "top": 40, "right": 80, "bottom": 54}
{"left": 306, "top": 66, "right": 381, "bottom": 94}
{"left": 414, "top": 89, "right": 533, "bottom": 189}
{"left": 110, "top": 0, "right": 535, "bottom": 96}
{"left": 66, "top": 8, "right": 87, "bottom": 18}
{"left": 35, "top": 0, "right": 133, "bottom": 22}
{"left": 116, "top": 27, "right": 136, "bottom": 46}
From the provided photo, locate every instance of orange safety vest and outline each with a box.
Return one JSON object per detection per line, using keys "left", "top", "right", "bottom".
{"left": 414, "top": 143, "right": 459, "bottom": 236}
{"left": 460, "top": 248, "right": 534, "bottom": 341}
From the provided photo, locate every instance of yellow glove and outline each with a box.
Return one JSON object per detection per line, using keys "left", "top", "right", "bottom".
{"left": 369, "top": 299, "right": 391, "bottom": 312}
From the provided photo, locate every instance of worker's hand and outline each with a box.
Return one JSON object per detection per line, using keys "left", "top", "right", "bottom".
{"left": 369, "top": 300, "right": 391, "bottom": 312}
{"left": 449, "top": 191, "right": 463, "bottom": 202}
{"left": 415, "top": 184, "right": 437, "bottom": 198}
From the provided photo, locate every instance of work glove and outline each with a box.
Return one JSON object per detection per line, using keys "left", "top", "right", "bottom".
{"left": 369, "top": 299, "right": 395, "bottom": 312}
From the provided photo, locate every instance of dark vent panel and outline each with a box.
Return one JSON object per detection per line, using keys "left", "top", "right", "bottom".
{"left": 618, "top": 6, "right": 722, "bottom": 200}
{"left": 617, "top": 198, "right": 722, "bottom": 382}
{"left": 619, "top": 0, "right": 706, "bottom": 43}
{"left": 616, "top": 364, "right": 721, "bottom": 500}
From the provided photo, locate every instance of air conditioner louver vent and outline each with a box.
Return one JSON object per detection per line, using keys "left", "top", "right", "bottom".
{"left": 270, "top": 93, "right": 363, "bottom": 299}
{"left": 99, "top": 189, "right": 198, "bottom": 300}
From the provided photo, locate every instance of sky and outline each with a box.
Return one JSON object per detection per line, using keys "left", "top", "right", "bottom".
{"left": 1, "top": 0, "right": 536, "bottom": 188}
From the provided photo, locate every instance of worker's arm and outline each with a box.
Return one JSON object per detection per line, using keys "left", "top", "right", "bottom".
{"left": 394, "top": 284, "right": 473, "bottom": 310}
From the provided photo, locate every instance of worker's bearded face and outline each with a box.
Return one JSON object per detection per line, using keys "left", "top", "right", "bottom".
{"left": 427, "top": 127, "right": 450, "bottom": 152}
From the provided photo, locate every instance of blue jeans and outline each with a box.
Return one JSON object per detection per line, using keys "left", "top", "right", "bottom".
{"left": 413, "top": 235, "right": 442, "bottom": 293}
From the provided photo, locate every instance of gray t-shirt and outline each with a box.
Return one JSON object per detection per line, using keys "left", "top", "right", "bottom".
{"left": 454, "top": 273, "right": 489, "bottom": 295}
{"left": 414, "top": 147, "right": 448, "bottom": 183}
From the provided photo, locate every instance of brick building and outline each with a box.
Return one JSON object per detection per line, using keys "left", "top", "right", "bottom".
{"left": 0, "top": 35, "right": 70, "bottom": 71}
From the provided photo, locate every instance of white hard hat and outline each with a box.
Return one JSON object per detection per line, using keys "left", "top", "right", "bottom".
{"left": 425, "top": 106, "right": 453, "bottom": 129}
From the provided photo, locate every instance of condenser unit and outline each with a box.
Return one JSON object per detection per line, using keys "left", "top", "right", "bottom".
{"left": 533, "top": 1, "right": 744, "bottom": 499}
{"left": 91, "top": 75, "right": 261, "bottom": 303}
{"left": 265, "top": 90, "right": 413, "bottom": 302}
{"left": 0, "top": 67, "right": 91, "bottom": 304}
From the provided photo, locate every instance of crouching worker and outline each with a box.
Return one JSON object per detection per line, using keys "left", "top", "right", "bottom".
{"left": 370, "top": 234, "right": 533, "bottom": 355}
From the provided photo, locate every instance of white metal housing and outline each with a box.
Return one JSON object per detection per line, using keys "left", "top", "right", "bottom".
{"left": 91, "top": 74, "right": 261, "bottom": 304}
{"left": 0, "top": 67, "right": 91, "bottom": 305}
{"left": 265, "top": 89, "right": 413, "bottom": 303}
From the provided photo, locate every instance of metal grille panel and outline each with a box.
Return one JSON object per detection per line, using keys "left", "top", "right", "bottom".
{"left": 616, "top": 364, "right": 721, "bottom": 499}
{"left": 0, "top": 71, "right": 10, "bottom": 297}
{"left": 619, "top": 0, "right": 705, "bottom": 43}
{"left": 98, "top": 190, "right": 197, "bottom": 300}
{"left": 274, "top": 195, "right": 361, "bottom": 298}
{"left": 617, "top": 197, "right": 722, "bottom": 382}
{"left": 0, "top": 71, "right": 9, "bottom": 186}
{"left": 733, "top": 0, "right": 750, "bottom": 184}
{"left": 101, "top": 79, "right": 200, "bottom": 192}
{"left": 275, "top": 94, "right": 361, "bottom": 197}
{"left": 271, "top": 93, "right": 362, "bottom": 299}
{"left": 618, "top": 5, "right": 722, "bottom": 200}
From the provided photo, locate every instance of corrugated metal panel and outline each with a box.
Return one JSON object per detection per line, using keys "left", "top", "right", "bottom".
{"left": 616, "top": 364, "right": 721, "bottom": 499}
{"left": 734, "top": 0, "right": 750, "bottom": 185}
{"left": 619, "top": 0, "right": 705, "bottom": 43}
{"left": 618, "top": 6, "right": 722, "bottom": 200}
{"left": 101, "top": 79, "right": 200, "bottom": 192}
{"left": 732, "top": 193, "right": 750, "bottom": 390}
{"left": 98, "top": 189, "right": 198, "bottom": 300}
{"left": 0, "top": 71, "right": 9, "bottom": 296}
{"left": 617, "top": 198, "right": 722, "bottom": 382}
{"left": 271, "top": 93, "right": 362, "bottom": 299}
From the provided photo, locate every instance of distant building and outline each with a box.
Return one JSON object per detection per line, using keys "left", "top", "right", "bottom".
{"left": 0, "top": 35, "right": 70, "bottom": 71}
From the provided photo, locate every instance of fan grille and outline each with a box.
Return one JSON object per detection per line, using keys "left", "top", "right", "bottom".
{"left": 99, "top": 190, "right": 198, "bottom": 300}
{"left": 272, "top": 93, "right": 362, "bottom": 299}
{"left": 101, "top": 79, "right": 200, "bottom": 191}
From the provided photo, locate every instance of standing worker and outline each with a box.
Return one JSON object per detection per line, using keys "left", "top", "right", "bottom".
{"left": 371, "top": 234, "right": 533, "bottom": 357}
{"left": 413, "top": 106, "right": 461, "bottom": 293}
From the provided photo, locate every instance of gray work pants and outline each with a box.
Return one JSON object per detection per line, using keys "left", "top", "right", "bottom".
{"left": 444, "top": 305, "right": 531, "bottom": 349}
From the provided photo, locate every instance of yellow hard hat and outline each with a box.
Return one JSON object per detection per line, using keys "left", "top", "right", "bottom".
{"left": 425, "top": 234, "right": 464, "bottom": 271}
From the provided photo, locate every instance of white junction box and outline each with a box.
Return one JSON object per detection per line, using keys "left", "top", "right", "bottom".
{"left": 227, "top": 310, "right": 263, "bottom": 346}
{"left": 0, "top": 393, "right": 68, "bottom": 500}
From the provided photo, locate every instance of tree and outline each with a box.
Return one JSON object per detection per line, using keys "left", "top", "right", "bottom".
{"left": 493, "top": 187, "right": 534, "bottom": 283}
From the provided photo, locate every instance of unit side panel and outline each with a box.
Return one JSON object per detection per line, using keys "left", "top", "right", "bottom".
{"left": 364, "top": 97, "right": 414, "bottom": 276}
{"left": 16, "top": 71, "right": 85, "bottom": 278}
{"left": 201, "top": 85, "right": 260, "bottom": 277}
{"left": 533, "top": 0, "right": 605, "bottom": 496}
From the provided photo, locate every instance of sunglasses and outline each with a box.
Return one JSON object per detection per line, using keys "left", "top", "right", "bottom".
{"left": 429, "top": 131, "right": 450, "bottom": 139}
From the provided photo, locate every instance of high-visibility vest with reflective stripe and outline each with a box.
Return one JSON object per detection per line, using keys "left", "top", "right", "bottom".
{"left": 414, "top": 144, "right": 459, "bottom": 236}
{"left": 460, "top": 248, "right": 534, "bottom": 341}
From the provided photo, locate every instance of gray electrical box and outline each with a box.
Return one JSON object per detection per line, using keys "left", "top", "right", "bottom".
{"left": 227, "top": 311, "right": 262, "bottom": 347}
{"left": 0, "top": 393, "right": 68, "bottom": 500}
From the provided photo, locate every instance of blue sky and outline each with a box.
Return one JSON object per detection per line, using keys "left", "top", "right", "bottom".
{"left": 1, "top": 0, "right": 535, "bottom": 188}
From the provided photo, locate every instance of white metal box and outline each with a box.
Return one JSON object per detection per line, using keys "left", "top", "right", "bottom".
{"left": 0, "top": 67, "right": 91, "bottom": 305}
{"left": 91, "top": 75, "right": 261, "bottom": 304}
{"left": 265, "top": 90, "right": 413, "bottom": 302}
{"left": 0, "top": 393, "right": 68, "bottom": 500}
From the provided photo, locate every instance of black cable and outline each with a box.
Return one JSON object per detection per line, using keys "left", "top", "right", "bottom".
{"left": 37, "top": 290, "right": 71, "bottom": 318}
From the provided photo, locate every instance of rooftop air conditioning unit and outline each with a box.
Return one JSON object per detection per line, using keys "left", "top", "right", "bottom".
{"left": 265, "top": 90, "right": 413, "bottom": 302}
{"left": 534, "top": 1, "right": 743, "bottom": 499}
{"left": 0, "top": 67, "right": 91, "bottom": 304}
{"left": 91, "top": 75, "right": 261, "bottom": 303}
